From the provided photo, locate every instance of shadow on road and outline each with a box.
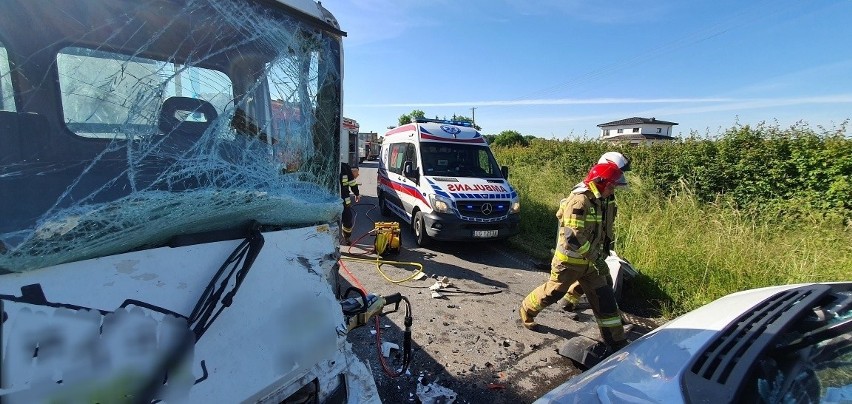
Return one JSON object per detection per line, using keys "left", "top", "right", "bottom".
{"left": 339, "top": 275, "right": 546, "bottom": 404}
{"left": 339, "top": 191, "right": 664, "bottom": 403}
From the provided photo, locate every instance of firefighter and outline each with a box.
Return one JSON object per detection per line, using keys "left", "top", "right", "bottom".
{"left": 520, "top": 162, "right": 628, "bottom": 351}
{"left": 562, "top": 151, "right": 631, "bottom": 311}
{"left": 340, "top": 162, "right": 361, "bottom": 245}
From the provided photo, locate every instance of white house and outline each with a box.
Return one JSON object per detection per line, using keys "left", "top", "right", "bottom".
{"left": 598, "top": 117, "right": 678, "bottom": 145}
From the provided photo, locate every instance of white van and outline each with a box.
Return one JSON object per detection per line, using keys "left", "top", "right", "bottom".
{"left": 377, "top": 119, "right": 520, "bottom": 246}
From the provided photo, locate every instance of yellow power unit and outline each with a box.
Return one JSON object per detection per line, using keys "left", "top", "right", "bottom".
{"left": 373, "top": 222, "right": 401, "bottom": 256}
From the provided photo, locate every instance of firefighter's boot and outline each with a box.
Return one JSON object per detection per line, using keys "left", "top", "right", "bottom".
{"left": 519, "top": 306, "right": 539, "bottom": 331}
{"left": 520, "top": 292, "right": 544, "bottom": 331}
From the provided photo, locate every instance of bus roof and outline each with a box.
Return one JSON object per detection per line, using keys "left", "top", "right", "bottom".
{"left": 271, "top": 0, "right": 343, "bottom": 35}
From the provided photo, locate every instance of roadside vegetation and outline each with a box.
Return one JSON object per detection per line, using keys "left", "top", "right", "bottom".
{"left": 493, "top": 121, "right": 852, "bottom": 317}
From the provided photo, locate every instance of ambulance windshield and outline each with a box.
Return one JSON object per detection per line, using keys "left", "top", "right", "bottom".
{"left": 0, "top": 0, "right": 342, "bottom": 272}
{"left": 421, "top": 144, "right": 503, "bottom": 179}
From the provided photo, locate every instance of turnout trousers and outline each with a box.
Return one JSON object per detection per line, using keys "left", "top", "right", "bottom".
{"left": 521, "top": 256, "right": 626, "bottom": 347}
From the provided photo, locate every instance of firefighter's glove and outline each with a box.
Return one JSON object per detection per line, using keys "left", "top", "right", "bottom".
{"left": 594, "top": 254, "right": 609, "bottom": 276}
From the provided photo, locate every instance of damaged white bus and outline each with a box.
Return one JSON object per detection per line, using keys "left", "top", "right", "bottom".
{"left": 0, "top": 0, "right": 380, "bottom": 402}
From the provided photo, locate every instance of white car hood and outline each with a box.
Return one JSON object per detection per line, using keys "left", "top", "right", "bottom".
{"left": 535, "top": 284, "right": 812, "bottom": 403}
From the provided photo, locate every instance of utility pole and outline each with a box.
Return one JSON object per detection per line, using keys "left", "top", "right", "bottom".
{"left": 470, "top": 107, "right": 477, "bottom": 127}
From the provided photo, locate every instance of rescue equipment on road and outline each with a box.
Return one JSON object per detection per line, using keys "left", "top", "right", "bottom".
{"left": 373, "top": 221, "right": 401, "bottom": 256}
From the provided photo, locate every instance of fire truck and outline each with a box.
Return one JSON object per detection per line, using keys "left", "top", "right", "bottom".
{"left": 343, "top": 117, "right": 360, "bottom": 167}
{"left": 359, "top": 131, "right": 380, "bottom": 162}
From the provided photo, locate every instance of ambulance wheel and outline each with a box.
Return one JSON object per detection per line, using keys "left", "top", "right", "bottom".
{"left": 378, "top": 193, "right": 391, "bottom": 217}
{"left": 413, "top": 211, "right": 432, "bottom": 247}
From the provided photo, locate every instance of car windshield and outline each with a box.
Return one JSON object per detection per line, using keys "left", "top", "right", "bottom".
{"left": 0, "top": 0, "right": 342, "bottom": 272}
{"left": 420, "top": 143, "right": 503, "bottom": 178}
{"left": 746, "top": 286, "right": 852, "bottom": 403}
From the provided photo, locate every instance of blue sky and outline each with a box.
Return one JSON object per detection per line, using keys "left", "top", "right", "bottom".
{"left": 328, "top": 0, "right": 852, "bottom": 139}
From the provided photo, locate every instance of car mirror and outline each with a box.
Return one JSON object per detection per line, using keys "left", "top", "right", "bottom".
{"left": 501, "top": 165, "right": 509, "bottom": 179}
{"left": 403, "top": 161, "right": 419, "bottom": 183}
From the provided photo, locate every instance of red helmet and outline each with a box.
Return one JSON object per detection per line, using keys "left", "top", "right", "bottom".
{"left": 584, "top": 162, "right": 625, "bottom": 188}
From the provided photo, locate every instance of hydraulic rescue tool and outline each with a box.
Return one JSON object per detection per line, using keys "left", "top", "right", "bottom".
{"left": 338, "top": 287, "right": 413, "bottom": 377}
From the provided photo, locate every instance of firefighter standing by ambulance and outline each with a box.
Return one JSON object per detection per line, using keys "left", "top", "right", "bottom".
{"left": 340, "top": 162, "right": 360, "bottom": 245}
{"left": 519, "top": 161, "right": 628, "bottom": 352}
{"left": 561, "top": 151, "right": 631, "bottom": 312}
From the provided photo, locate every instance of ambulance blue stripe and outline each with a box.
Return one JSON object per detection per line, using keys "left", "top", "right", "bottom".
{"left": 436, "top": 190, "right": 450, "bottom": 198}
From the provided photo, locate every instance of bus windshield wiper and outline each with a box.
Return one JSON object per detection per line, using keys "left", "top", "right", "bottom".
{"left": 188, "top": 221, "right": 265, "bottom": 340}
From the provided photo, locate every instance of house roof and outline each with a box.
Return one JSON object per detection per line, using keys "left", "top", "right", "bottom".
{"left": 597, "top": 117, "right": 678, "bottom": 127}
{"left": 601, "top": 133, "right": 676, "bottom": 141}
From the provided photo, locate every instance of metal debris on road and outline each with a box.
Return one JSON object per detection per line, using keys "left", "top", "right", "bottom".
{"left": 415, "top": 380, "right": 458, "bottom": 404}
{"left": 381, "top": 342, "right": 399, "bottom": 358}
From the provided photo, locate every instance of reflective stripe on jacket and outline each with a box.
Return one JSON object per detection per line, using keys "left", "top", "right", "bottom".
{"left": 554, "top": 182, "right": 610, "bottom": 264}
{"left": 340, "top": 163, "right": 360, "bottom": 201}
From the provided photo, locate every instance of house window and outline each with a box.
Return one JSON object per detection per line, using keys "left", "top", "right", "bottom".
{"left": 632, "top": 128, "right": 639, "bottom": 133}
{"left": 617, "top": 129, "right": 623, "bottom": 134}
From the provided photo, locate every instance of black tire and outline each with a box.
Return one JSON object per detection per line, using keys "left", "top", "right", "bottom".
{"left": 413, "top": 211, "right": 431, "bottom": 247}
{"left": 378, "top": 192, "right": 392, "bottom": 217}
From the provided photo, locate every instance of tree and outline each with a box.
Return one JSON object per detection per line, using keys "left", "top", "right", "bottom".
{"left": 398, "top": 109, "right": 426, "bottom": 126}
{"left": 395, "top": 110, "right": 482, "bottom": 131}
{"left": 450, "top": 114, "right": 481, "bottom": 131}
{"left": 490, "top": 130, "right": 529, "bottom": 147}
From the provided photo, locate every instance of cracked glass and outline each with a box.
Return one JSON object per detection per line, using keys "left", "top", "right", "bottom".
{"left": 0, "top": 0, "right": 343, "bottom": 272}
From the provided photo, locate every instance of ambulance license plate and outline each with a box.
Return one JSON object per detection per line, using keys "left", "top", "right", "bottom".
{"left": 473, "top": 230, "right": 498, "bottom": 238}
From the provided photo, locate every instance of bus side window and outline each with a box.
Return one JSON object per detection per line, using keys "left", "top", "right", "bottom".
{"left": 0, "top": 42, "right": 15, "bottom": 112}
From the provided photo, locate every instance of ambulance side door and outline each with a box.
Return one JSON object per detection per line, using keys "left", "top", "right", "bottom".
{"left": 386, "top": 141, "right": 419, "bottom": 220}
{"left": 398, "top": 142, "right": 421, "bottom": 215}
{"left": 383, "top": 142, "right": 407, "bottom": 219}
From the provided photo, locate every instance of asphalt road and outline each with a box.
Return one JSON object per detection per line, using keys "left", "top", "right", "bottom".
{"left": 339, "top": 161, "right": 655, "bottom": 404}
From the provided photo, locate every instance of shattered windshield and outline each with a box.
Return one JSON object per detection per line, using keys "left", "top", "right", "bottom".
{"left": 750, "top": 291, "right": 852, "bottom": 402}
{"left": 420, "top": 143, "right": 503, "bottom": 178}
{"left": 0, "top": 0, "right": 342, "bottom": 272}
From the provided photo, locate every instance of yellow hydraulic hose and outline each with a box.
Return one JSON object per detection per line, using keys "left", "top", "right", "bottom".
{"left": 339, "top": 255, "right": 424, "bottom": 284}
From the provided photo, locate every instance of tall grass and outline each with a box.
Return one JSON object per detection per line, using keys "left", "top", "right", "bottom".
{"left": 615, "top": 179, "right": 851, "bottom": 317}
{"left": 494, "top": 130, "right": 852, "bottom": 318}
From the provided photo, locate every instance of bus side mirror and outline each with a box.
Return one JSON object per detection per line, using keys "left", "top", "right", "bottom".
{"left": 501, "top": 166, "right": 509, "bottom": 179}
{"left": 403, "top": 161, "right": 419, "bottom": 183}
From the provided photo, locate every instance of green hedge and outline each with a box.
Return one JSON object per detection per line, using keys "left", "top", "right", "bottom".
{"left": 496, "top": 121, "right": 852, "bottom": 224}
{"left": 493, "top": 122, "right": 852, "bottom": 316}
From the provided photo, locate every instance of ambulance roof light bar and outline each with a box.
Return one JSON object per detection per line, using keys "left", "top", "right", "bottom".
{"left": 414, "top": 118, "right": 473, "bottom": 127}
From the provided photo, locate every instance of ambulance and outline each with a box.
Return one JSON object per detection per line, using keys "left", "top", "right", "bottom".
{"left": 377, "top": 119, "right": 520, "bottom": 246}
